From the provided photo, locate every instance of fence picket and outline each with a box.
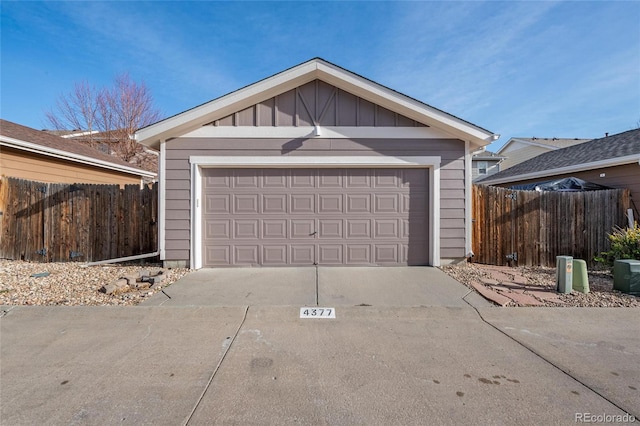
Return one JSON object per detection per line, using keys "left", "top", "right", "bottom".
{"left": 472, "top": 185, "right": 630, "bottom": 267}
{"left": 0, "top": 177, "right": 158, "bottom": 262}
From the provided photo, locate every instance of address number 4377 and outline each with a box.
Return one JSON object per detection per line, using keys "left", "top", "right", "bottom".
{"left": 300, "top": 307, "right": 336, "bottom": 318}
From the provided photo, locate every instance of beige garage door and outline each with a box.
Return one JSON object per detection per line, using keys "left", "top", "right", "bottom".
{"left": 201, "top": 168, "right": 429, "bottom": 266}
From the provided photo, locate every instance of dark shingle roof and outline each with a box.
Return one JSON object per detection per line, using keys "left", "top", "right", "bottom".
{"left": 0, "top": 119, "right": 151, "bottom": 175}
{"left": 480, "top": 128, "right": 640, "bottom": 182}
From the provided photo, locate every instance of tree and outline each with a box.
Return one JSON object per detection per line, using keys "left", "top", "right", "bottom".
{"left": 45, "top": 73, "right": 162, "bottom": 162}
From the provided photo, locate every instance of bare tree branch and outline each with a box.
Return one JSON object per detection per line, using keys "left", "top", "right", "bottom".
{"left": 45, "top": 73, "right": 162, "bottom": 164}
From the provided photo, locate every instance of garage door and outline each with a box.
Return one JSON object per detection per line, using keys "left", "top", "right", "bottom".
{"left": 201, "top": 168, "right": 429, "bottom": 266}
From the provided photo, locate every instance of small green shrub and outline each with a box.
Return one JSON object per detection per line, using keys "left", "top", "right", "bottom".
{"left": 596, "top": 223, "right": 640, "bottom": 267}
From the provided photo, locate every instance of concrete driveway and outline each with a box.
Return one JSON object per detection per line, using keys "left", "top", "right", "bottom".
{"left": 1, "top": 267, "right": 638, "bottom": 425}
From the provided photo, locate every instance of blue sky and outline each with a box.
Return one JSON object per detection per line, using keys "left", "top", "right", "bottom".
{"left": 1, "top": 1, "right": 639, "bottom": 152}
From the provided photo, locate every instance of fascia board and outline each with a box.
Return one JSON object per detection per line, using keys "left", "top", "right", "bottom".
{"left": 315, "top": 62, "right": 495, "bottom": 147}
{"left": 480, "top": 154, "right": 640, "bottom": 185}
{"left": 137, "top": 58, "right": 496, "bottom": 150}
{"left": 0, "top": 136, "right": 156, "bottom": 178}
{"left": 136, "top": 62, "right": 320, "bottom": 148}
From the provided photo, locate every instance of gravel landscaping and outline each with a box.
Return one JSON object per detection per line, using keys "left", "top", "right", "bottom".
{"left": 1, "top": 259, "right": 638, "bottom": 307}
{"left": 441, "top": 263, "right": 640, "bottom": 307}
{"left": 0, "top": 260, "right": 190, "bottom": 306}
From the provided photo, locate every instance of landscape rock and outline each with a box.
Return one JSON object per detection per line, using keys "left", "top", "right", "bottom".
{"left": 0, "top": 260, "right": 191, "bottom": 306}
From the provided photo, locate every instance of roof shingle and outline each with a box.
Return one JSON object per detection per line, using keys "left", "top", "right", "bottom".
{"left": 0, "top": 119, "right": 150, "bottom": 174}
{"left": 480, "top": 128, "right": 640, "bottom": 182}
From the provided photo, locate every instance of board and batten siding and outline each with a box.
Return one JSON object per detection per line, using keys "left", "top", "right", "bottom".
{"left": 210, "top": 79, "right": 426, "bottom": 128}
{"left": 163, "top": 138, "right": 467, "bottom": 264}
{"left": 0, "top": 146, "right": 141, "bottom": 187}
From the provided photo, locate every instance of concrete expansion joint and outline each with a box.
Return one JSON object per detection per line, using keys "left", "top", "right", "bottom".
{"left": 462, "top": 298, "right": 637, "bottom": 418}
{"left": 182, "top": 305, "right": 250, "bottom": 426}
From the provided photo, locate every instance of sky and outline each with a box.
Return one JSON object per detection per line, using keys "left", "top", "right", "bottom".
{"left": 1, "top": 1, "right": 639, "bottom": 152}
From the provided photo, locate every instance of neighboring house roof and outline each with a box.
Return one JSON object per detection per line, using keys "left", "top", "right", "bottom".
{"left": 479, "top": 128, "right": 640, "bottom": 184}
{"left": 136, "top": 57, "right": 498, "bottom": 150}
{"left": 496, "top": 137, "right": 592, "bottom": 155}
{"left": 0, "top": 119, "right": 156, "bottom": 178}
{"left": 472, "top": 150, "right": 505, "bottom": 161}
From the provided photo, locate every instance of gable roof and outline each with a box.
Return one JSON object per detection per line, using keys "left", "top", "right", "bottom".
{"left": 479, "top": 128, "right": 640, "bottom": 184}
{"left": 0, "top": 119, "right": 155, "bottom": 178}
{"left": 472, "top": 150, "right": 505, "bottom": 161}
{"left": 496, "top": 137, "right": 591, "bottom": 154}
{"left": 136, "top": 58, "right": 497, "bottom": 150}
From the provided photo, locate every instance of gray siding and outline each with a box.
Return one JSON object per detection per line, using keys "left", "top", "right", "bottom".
{"left": 210, "top": 80, "right": 427, "bottom": 128}
{"left": 164, "top": 138, "right": 467, "bottom": 264}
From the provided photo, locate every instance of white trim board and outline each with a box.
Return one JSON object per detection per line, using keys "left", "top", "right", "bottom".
{"left": 188, "top": 155, "right": 441, "bottom": 269}
{"left": 158, "top": 140, "right": 167, "bottom": 260}
{"left": 182, "top": 126, "right": 452, "bottom": 140}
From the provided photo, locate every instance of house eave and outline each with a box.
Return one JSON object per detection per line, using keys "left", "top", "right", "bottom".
{"left": 135, "top": 58, "right": 496, "bottom": 150}
{"left": 480, "top": 154, "right": 640, "bottom": 185}
{"left": 0, "top": 136, "right": 156, "bottom": 178}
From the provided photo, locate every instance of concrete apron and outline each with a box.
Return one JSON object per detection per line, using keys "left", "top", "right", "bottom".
{"left": 1, "top": 268, "right": 637, "bottom": 424}
{"left": 1, "top": 305, "right": 633, "bottom": 425}
{"left": 140, "top": 266, "right": 490, "bottom": 308}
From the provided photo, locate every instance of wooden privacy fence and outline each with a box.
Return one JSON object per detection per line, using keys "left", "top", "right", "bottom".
{"left": 472, "top": 184, "right": 631, "bottom": 267}
{"left": 0, "top": 177, "right": 158, "bottom": 262}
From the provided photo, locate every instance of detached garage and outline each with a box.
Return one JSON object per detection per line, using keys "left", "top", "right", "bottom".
{"left": 136, "top": 58, "right": 497, "bottom": 269}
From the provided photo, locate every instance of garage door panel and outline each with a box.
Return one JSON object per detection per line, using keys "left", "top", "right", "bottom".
{"left": 375, "top": 245, "right": 399, "bottom": 263}
{"left": 291, "top": 245, "right": 315, "bottom": 264}
{"left": 345, "top": 170, "right": 371, "bottom": 187}
{"left": 262, "top": 245, "right": 288, "bottom": 265}
{"left": 373, "top": 170, "right": 400, "bottom": 188}
{"left": 234, "top": 220, "right": 259, "bottom": 239}
{"left": 206, "top": 194, "right": 230, "bottom": 214}
{"left": 291, "top": 220, "right": 315, "bottom": 238}
{"left": 263, "top": 220, "right": 287, "bottom": 239}
{"left": 318, "top": 194, "right": 343, "bottom": 213}
{"left": 233, "top": 170, "right": 260, "bottom": 188}
{"left": 318, "top": 171, "right": 343, "bottom": 187}
{"left": 318, "top": 244, "right": 343, "bottom": 264}
{"left": 401, "top": 169, "right": 429, "bottom": 188}
{"left": 205, "top": 246, "right": 231, "bottom": 266}
{"left": 204, "top": 171, "right": 231, "bottom": 188}
{"left": 374, "top": 194, "right": 399, "bottom": 213}
{"left": 403, "top": 192, "right": 429, "bottom": 214}
{"left": 263, "top": 194, "right": 288, "bottom": 213}
{"left": 374, "top": 219, "right": 400, "bottom": 239}
{"left": 346, "top": 194, "right": 371, "bottom": 213}
{"left": 234, "top": 245, "right": 259, "bottom": 264}
{"left": 347, "top": 219, "right": 371, "bottom": 239}
{"left": 263, "top": 170, "right": 288, "bottom": 188}
{"left": 291, "top": 194, "right": 315, "bottom": 213}
{"left": 202, "top": 167, "right": 429, "bottom": 266}
{"left": 346, "top": 245, "right": 371, "bottom": 264}
{"left": 233, "top": 194, "right": 260, "bottom": 214}
{"left": 318, "top": 219, "right": 343, "bottom": 238}
{"left": 206, "top": 220, "right": 231, "bottom": 239}
{"left": 291, "top": 171, "right": 316, "bottom": 187}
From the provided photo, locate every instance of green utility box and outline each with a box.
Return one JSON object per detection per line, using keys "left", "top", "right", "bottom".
{"left": 613, "top": 260, "right": 640, "bottom": 296}
{"left": 572, "top": 259, "right": 589, "bottom": 293}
